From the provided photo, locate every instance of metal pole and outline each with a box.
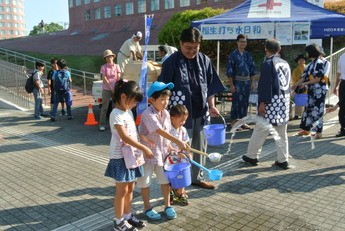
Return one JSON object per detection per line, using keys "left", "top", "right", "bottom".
{"left": 83, "top": 72, "right": 87, "bottom": 95}
{"left": 217, "top": 40, "right": 220, "bottom": 75}
{"left": 328, "top": 36, "right": 334, "bottom": 105}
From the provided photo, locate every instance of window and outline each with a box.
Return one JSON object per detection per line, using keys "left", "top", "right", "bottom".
{"left": 69, "top": 0, "right": 73, "bottom": 8}
{"left": 0, "top": 7, "right": 3, "bottom": 12}
{"left": 164, "top": 0, "right": 174, "bottom": 9}
{"left": 0, "top": 14, "right": 3, "bottom": 20}
{"left": 94, "top": 8, "right": 101, "bottom": 19}
{"left": 75, "top": 0, "right": 81, "bottom": 6}
{"left": 85, "top": 0, "right": 90, "bottom": 4}
{"left": 0, "top": 0, "right": 3, "bottom": 4}
{"left": 0, "top": 22, "right": 5, "bottom": 27}
{"left": 150, "top": 0, "right": 159, "bottom": 11}
{"left": 13, "top": 0, "right": 17, "bottom": 4}
{"left": 6, "top": 0, "right": 11, "bottom": 4}
{"left": 214, "top": 0, "right": 226, "bottom": 2}
{"left": 126, "top": 2, "right": 133, "bottom": 15}
{"left": 104, "top": 6, "right": 111, "bottom": 18}
{"left": 9, "top": 30, "right": 13, "bottom": 35}
{"left": 6, "top": 7, "right": 11, "bottom": 12}
{"left": 7, "top": 14, "right": 12, "bottom": 20}
{"left": 1, "top": 30, "right": 6, "bottom": 35}
{"left": 16, "top": 30, "right": 20, "bottom": 35}
{"left": 7, "top": 22, "right": 12, "bottom": 27}
{"left": 13, "top": 7, "right": 17, "bottom": 13}
{"left": 138, "top": 0, "right": 146, "bottom": 13}
{"left": 13, "top": 14, "right": 17, "bottom": 20}
{"left": 180, "top": 0, "right": 190, "bottom": 7}
{"left": 114, "top": 4, "right": 121, "bottom": 16}
{"left": 94, "top": 0, "right": 100, "bottom": 2}
{"left": 84, "top": 9, "right": 91, "bottom": 21}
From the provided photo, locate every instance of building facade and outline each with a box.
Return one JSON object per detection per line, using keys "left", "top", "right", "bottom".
{"left": 0, "top": 0, "right": 25, "bottom": 40}
{"left": 67, "top": 0, "right": 245, "bottom": 42}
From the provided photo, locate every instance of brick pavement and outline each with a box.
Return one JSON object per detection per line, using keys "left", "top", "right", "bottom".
{"left": 0, "top": 103, "right": 345, "bottom": 231}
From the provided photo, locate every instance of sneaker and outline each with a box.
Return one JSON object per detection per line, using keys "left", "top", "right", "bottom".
{"left": 174, "top": 195, "right": 190, "bottom": 206}
{"left": 242, "top": 155, "right": 258, "bottom": 166}
{"left": 50, "top": 117, "right": 56, "bottom": 122}
{"left": 67, "top": 115, "right": 74, "bottom": 120}
{"left": 99, "top": 126, "right": 106, "bottom": 131}
{"left": 113, "top": 220, "right": 137, "bottom": 231}
{"left": 40, "top": 114, "right": 49, "bottom": 117}
{"left": 335, "top": 131, "right": 345, "bottom": 137}
{"left": 61, "top": 110, "right": 66, "bottom": 116}
{"left": 274, "top": 161, "right": 289, "bottom": 170}
{"left": 34, "top": 116, "right": 41, "bottom": 120}
{"left": 126, "top": 214, "right": 146, "bottom": 229}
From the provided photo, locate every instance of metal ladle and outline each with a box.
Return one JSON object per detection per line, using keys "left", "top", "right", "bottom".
{"left": 189, "top": 148, "right": 222, "bottom": 162}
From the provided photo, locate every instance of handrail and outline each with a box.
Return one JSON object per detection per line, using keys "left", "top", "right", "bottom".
{"left": 0, "top": 47, "right": 101, "bottom": 95}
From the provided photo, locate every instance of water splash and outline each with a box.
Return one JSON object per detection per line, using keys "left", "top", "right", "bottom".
{"left": 309, "top": 119, "right": 322, "bottom": 150}
{"left": 226, "top": 115, "right": 281, "bottom": 154}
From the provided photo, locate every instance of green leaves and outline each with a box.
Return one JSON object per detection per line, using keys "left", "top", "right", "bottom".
{"left": 29, "top": 22, "right": 64, "bottom": 36}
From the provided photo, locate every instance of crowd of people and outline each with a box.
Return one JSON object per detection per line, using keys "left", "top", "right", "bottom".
{"left": 29, "top": 26, "right": 344, "bottom": 231}
{"left": 32, "top": 58, "right": 73, "bottom": 121}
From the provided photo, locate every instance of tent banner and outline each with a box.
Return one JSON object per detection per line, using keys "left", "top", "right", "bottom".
{"left": 248, "top": 0, "right": 291, "bottom": 18}
{"left": 200, "top": 23, "right": 274, "bottom": 40}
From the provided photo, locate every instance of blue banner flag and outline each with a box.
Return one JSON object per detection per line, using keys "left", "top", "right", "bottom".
{"left": 136, "top": 15, "right": 153, "bottom": 125}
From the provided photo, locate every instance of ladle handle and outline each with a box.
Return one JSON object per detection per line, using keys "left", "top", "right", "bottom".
{"left": 189, "top": 148, "right": 209, "bottom": 157}
{"left": 187, "top": 157, "right": 210, "bottom": 173}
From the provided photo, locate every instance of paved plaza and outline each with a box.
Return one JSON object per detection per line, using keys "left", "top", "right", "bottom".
{"left": 0, "top": 102, "right": 345, "bottom": 231}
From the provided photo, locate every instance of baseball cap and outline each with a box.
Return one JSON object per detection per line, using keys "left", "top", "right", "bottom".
{"left": 147, "top": 82, "right": 174, "bottom": 98}
{"left": 135, "top": 31, "right": 142, "bottom": 38}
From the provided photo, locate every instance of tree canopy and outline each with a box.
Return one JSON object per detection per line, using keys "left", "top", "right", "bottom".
{"left": 158, "top": 7, "right": 227, "bottom": 48}
{"left": 29, "top": 22, "right": 63, "bottom": 36}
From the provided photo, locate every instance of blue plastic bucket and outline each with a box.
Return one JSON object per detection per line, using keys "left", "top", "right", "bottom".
{"left": 164, "top": 163, "right": 191, "bottom": 189}
{"left": 203, "top": 115, "right": 226, "bottom": 146}
{"left": 294, "top": 94, "right": 308, "bottom": 106}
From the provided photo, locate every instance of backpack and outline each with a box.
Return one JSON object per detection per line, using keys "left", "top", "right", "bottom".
{"left": 25, "top": 71, "right": 37, "bottom": 93}
{"left": 55, "top": 70, "right": 70, "bottom": 93}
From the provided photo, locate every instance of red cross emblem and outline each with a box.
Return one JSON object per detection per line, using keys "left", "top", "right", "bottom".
{"left": 258, "top": 0, "right": 282, "bottom": 10}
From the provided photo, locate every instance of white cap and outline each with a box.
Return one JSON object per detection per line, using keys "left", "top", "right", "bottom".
{"left": 134, "top": 31, "right": 142, "bottom": 38}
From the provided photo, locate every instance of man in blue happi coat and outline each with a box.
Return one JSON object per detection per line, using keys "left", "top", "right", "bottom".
{"left": 158, "top": 26, "right": 225, "bottom": 189}
{"left": 242, "top": 38, "right": 291, "bottom": 170}
{"left": 226, "top": 34, "right": 258, "bottom": 130}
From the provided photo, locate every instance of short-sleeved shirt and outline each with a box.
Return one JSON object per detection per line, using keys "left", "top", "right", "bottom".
{"left": 32, "top": 69, "right": 44, "bottom": 88}
{"left": 52, "top": 69, "right": 71, "bottom": 80}
{"left": 338, "top": 53, "right": 345, "bottom": 80}
{"left": 139, "top": 106, "right": 171, "bottom": 166}
{"left": 167, "top": 125, "right": 190, "bottom": 165}
{"left": 119, "top": 37, "right": 141, "bottom": 57}
{"left": 47, "top": 69, "right": 54, "bottom": 91}
{"left": 100, "top": 63, "right": 121, "bottom": 90}
{"left": 109, "top": 108, "right": 140, "bottom": 159}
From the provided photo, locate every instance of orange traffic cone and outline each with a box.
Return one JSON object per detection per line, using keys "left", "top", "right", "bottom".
{"left": 84, "top": 104, "right": 98, "bottom": 125}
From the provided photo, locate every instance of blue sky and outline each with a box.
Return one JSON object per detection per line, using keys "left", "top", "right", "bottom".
{"left": 24, "top": 0, "right": 69, "bottom": 33}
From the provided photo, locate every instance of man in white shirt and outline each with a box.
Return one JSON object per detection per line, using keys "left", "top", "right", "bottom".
{"left": 117, "top": 31, "right": 143, "bottom": 72}
{"left": 158, "top": 45, "right": 169, "bottom": 64}
{"left": 327, "top": 53, "right": 345, "bottom": 137}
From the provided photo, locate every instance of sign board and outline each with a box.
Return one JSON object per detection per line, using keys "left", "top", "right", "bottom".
{"left": 200, "top": 23, "right": 274, "bottom": 40}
